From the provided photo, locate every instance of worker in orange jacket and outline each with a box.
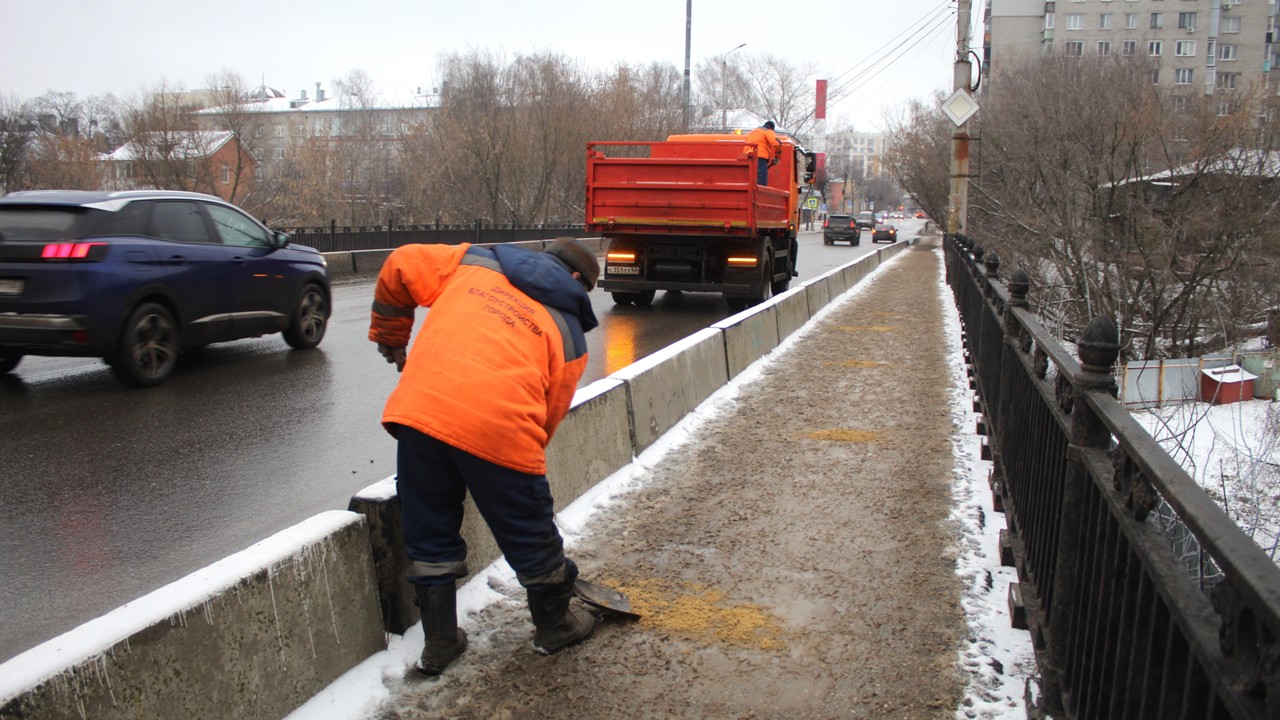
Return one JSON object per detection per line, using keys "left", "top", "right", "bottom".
{"left": 743, "top": 120, "right": 781, "bottom": 185}
{"left": 369, "top": 237, "right": 601, "bottom": 674}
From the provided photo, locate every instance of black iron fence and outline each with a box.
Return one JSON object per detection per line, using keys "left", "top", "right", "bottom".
{"left": 945, "top": 233, "right": 1280, "bottom": 719}
{"left": 273, "top": 220, "right": 591, "bottom": 253}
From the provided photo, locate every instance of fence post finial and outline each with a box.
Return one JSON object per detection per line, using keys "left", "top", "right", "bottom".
{"left": 1009, "top": 268, "right": 1030, "bottom": 309}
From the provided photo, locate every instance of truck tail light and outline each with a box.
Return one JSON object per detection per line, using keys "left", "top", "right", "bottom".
{"left": 42, "top": 242, "right": 106, "bottom": 260}
{"left": 606, "top": 251, "right": 636, "bottom": 263}
{"left": 726, "top": 256, "right": 758, "bottom": 268}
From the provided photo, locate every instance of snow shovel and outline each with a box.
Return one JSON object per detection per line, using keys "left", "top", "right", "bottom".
{"left": 574, "top": 578, "right": 641, "bottom": 620}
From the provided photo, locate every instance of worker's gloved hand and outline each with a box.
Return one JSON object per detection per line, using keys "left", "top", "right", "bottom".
{"left": 378, "top": 344, "right": 407, "bottom": 372}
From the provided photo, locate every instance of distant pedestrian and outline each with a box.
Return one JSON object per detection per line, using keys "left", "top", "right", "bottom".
{"left": 369, "top": 237, "right": 601, "bottom": 674}
{"left": 743, "top": 120, "right": 781, "bottom": 185}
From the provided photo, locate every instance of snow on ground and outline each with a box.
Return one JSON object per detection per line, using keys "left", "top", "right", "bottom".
{"left": 289, "top": 245, "right": 1040, "bottom": 720}
{"left": 1132, "top": 397, "right": 1280, "bottom": 560}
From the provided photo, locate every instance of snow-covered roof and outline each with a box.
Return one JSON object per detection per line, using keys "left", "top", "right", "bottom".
{"left": 196, "top": 88, "right": 443, "bottom": 115}
{"left": 100, "top": 130, "right": 236, "bottom": 162}
{"left": 1110, "top": 149, "right": 1280, "bottom": 187}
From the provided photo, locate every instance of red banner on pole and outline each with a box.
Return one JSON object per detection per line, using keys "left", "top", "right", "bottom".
{"left": 815, "top": 80, "right": 828, "bottom": 119}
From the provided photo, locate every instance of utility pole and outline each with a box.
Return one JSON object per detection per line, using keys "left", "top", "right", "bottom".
{"left": 682, "top": 0, "right": 692, "bottom": 132}
{"left": 947, "top": 0, "right": 974, "bottom": 236}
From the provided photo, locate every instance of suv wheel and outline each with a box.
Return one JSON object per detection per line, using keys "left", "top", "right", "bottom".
{"left": 283, "top": 283, "right": 328, "bottom": 349}
{"left": 0, "top": 354, "right": 21, "bottom": 374}
{"left": 111, "top": 302, "right": 179, "bottom": 387}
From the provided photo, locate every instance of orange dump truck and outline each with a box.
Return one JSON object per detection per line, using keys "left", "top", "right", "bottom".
{"left": 586, "top": 132, "right": 815, "bottom": 310}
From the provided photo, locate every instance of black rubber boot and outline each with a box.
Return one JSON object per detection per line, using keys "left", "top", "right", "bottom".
{"left": 526, "top": 580, "right": 596, "bottom": 655}
{"left": 414, "top": 582, "right": 467, "bottom": 675}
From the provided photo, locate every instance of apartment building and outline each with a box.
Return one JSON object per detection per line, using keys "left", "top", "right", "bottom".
{"left": 985, "top": 0, "right": 1277, "bottom": 97}
{"left": 826, "top": 129, "right": 890, "bottom": 182}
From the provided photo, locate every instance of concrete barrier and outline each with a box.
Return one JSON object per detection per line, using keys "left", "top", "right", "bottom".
{"left": 772, "top": 286, "right": 812, "bottom": 341}
{"left": 0, "top": 245, "right": 904, "bottom": 719}
{"left": 0, "top": 512, "right": 384, "bottom": 720}
{"left": 610, "top": 327, "right": 729, "bottom": 453}
{"left": 713, "top": 301, "right": 781, "bottom": 380}
{"left": 326, "top": 238, "right": 609, "bottom": 284}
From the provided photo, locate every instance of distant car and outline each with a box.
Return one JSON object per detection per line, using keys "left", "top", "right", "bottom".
{"left": 0, "top": 190, "right": 331, "bottom": 387}
{"left": 891, "top": 212, "right": 904, "bottom": 219}
{"left": 856, "top": 211, "right": 876, "bottom": 231}
{"left": 823, "top": 213, "right": 860, "bottom": 245}
{"left": 914, "top": 211, "right": 926, "bottom": 219}
{"left": 872, "top": 223, "right": 898, "bottom": 244}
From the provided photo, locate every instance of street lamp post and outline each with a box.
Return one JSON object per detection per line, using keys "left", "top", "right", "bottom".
{"left": 721, "top": 43, "right": 746, "bottom": 132}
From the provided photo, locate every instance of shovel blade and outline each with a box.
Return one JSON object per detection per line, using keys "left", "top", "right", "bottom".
{"left": 574, "top": 578, "right": 640, "bottom": 620}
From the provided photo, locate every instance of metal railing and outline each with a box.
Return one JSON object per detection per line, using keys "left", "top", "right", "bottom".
{"left": 945, "top": 233, "right": 1280, "bottom": 719}
{"left": 272, "top": 220, "right": 590, "bottom": 253}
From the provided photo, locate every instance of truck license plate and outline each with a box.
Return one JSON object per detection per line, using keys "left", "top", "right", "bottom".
{"left": 0, "top": 278, "right": 23, "bottom": 295}
{"left": 607, "top": 266, "right": 640, "bottom": 275}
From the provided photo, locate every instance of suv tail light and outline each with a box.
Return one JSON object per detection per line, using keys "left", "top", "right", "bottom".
{"left": 823, "top": 219, "right": 829, "bottom": 228}
{"left": 41, "top": 242, "right": 107, "bottom": 260}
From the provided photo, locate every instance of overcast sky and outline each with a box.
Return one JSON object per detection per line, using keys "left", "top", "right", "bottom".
{"left": 1, "top": 0, "right": 977, "bottom": 132}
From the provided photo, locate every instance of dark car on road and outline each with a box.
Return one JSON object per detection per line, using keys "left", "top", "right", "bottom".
{"left": 0, "top": 190, "right": 331, "bottom": 387}
{"left": 856, "top": 211, "right": 876, "bottom": 231}
{"left": 871, "top": 223, "right": 898, "bottom": 244}
{"left": 823, "top": 213, "right": 860, "bottom": 245}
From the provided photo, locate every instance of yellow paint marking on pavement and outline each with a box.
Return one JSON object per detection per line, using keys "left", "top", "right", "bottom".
{"left": 609, "top": 578, "right": 783, "bottom": 650}
{"left": 807, "top": 428, "right": 883, "bottom": 443}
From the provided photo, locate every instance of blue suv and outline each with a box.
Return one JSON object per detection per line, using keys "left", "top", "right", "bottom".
{"left": 0, "top": 190, "right": 330, "bottom": 387}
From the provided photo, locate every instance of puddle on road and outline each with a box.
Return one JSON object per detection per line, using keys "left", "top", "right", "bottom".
{"left": 607, "top": 578, "right": 783, "bottom": 650}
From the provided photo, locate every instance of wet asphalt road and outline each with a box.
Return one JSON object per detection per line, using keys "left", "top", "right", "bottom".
{"left": 0, "top": 227, "right": 904, "bottom": 662}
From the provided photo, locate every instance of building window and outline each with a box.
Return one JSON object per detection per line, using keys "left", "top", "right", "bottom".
{"left": 1065, "top": 41, "right": 1084, "bottom": 56}
{"left": 1174, "top": 68, "right": 1194, "bottom": 84}
{"left": 1067, "top": 13, "right": 1085, "bottom": 29}
{"left": 221, "top": 166, "right": 230, "bottom": 184}
{"left": 273, "top": 126, "right": 284, "bottom": 138}
{"left": 1219, "top": 44, "right": 1238, "bottom": 61}
{"left": 1173, "top": 96, "right": 1192, "bottom": 113}
{"left": 1098, "top": 40, "right": 1112, "bottom": 55}
{"left": 1221, "top": 16, "right": 1241, "bottom": 32}
{"left": 1045, "top": 13, "right": 1055, "bottom": 29}
{"left": 1177, "top": 11, "right": 1197, "bottom": 28}
{"left": 275, "top": 148, "right": 285, "bottom": 160}
{"left": 1150, "top": 12, "right": 1164, "bottom": 28}
{"left": 1152, "top": 67, "right": 1160, "bottom": 84}
{"left": 1125, "top": 13, "right": 1138, "bottom": 28}
{"left": 1216, "top": 72, "right": 1239, "bottom": 89}
{"left": 1149, "top": 40, "right": 1163, "bottom": 56}
{"left": 1100, "top": 13, "right": 1113, "bottom": 29}
{"left": 1217, "top": 100, "right": 1235, "bottom": 116}
{"left": 1123, "top": 40, "right": 1137, "bottom": 55}
{"left": 1175, "top": 40, "right": 1196, "bottom": 56}
{"left": 381, "top": 117, "right": 395, "bottom": 135}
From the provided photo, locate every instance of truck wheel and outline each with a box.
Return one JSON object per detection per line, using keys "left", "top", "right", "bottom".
{"left": 0, "top": 353, "right": 21, "bottom": 374}
{"left": 632, "top": 290, "right": 656, "bottom": 307}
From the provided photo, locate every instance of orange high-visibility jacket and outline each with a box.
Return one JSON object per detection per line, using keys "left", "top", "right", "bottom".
{"left": 369, "top": 242, "right": 596, "bottom": 475}
{"left": 743, "top": 126, "right": 781, "bottom": 162}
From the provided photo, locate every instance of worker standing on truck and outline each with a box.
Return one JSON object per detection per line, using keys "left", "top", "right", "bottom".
{"left": 369, "top": 237, "right": 601, "bottom": 674}
{"left": 744, "top": 120, "right": 781, "bottom": 185}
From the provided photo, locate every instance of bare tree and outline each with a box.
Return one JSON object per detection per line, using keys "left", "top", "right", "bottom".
{"left": 202, "top": 70, "right": 268, "bottom": 206}
{"left": 967, "top": 54, "right": 1279, "bottom": 358}
{"left": 0, "top": 95, "right": 33, "bottom": 193}
{"left": 882, "top": 91, "right": 951, "bottom": 224}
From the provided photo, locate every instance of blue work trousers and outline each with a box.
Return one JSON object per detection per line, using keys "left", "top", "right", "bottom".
{"left": 756, "top": 158, "right": 770, "bottom": 185}
{"left": 395, "top": 425, "right": 570, "bottom": 589}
